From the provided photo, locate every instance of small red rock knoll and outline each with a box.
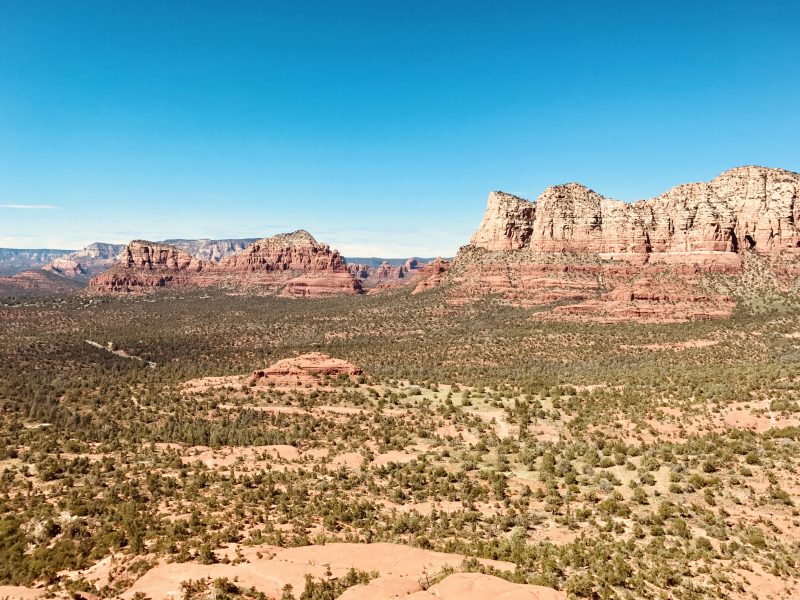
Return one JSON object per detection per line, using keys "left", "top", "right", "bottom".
{"left": 251, "top": 352, "right": 363, "bottom": 386}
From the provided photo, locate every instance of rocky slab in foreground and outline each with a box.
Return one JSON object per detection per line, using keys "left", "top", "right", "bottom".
{"left": 441, "top": 166, "right": 800, "bottom": 321}
{"left": 341, "top": 572, "right": 565, "bottom": 600}
{"left": 88, "top": 240, "right": 203, "bottom": 292}
{"left": 118, "top": 542, "right": 563, "bottom": 600}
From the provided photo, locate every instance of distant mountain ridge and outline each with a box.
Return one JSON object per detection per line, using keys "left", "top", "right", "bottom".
{"left": 1, "top": 232, "right": 445, "bottom": 298}
{"left": 0, "top": 248, "right": 75, "bottom": 276}
{"left": 344, "top": 257, "right": 443, "bottom": 268}
{"left": 44, "top": 243, "right": 127, "bottom": 278}
{"left": 0, "top": 246, "right": 444, "bottom": 278}
{"left": 161, "top": 238, "right": 258, "bottom": 262}
{"left": 0, "top": 238, "right": 260, "bottom": 279}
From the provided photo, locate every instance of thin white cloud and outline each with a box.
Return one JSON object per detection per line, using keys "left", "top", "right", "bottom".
{"left": 1, "top": 204, "right": 60, "bottom": 210}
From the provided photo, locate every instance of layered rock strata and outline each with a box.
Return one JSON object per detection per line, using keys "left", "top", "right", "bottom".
{"left": 470, "top": 166, "right": 800, "bottom": 255}
{"left": 442, "top": 166, "right": 800, "bottom": 321}
{"left": 89, "top": 231, "right": 364, "bottom": 296}
{"left": 411, "top": 258, "right": 451, "bottom": 294}
{"left": 89, "top": 241, "right": 202, "bottom": 293}
{"left": 220, "top": 230, "right": 347, "bottom": 272}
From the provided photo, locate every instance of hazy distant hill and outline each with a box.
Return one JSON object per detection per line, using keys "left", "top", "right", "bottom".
{"left": 0, "top": 238, "right": 260, "bottom": 278}
{"left": 162, "top": 238, "right": 258, "bottom": 262}
{"left": 344, "top": 256, "right": 443, "bottom": 268}
{"left": 0, "top": 248, "right": 74, "bottom": 276}
{"left": 45, "top": 242, "right": 127, "bottom": 279}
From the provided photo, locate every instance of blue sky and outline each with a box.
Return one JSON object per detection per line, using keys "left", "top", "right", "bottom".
{"left": 1, "top": 0, "right": 798, "bottom": 256}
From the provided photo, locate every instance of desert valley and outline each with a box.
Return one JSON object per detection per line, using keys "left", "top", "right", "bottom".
{"left": 0, "top": 166, "right": 799, "bottom": 599}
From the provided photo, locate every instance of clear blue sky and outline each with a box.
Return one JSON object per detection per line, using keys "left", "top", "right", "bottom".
{"left": 1, "top": 0, "right": 798, "bottom": 256}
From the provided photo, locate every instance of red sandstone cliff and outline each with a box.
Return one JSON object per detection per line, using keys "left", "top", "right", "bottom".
{"left": 411, "top": 258, "right": 450, "bottom": 294}
{"left": 221, "top": 230, "right": 348, "bottom": 272}
{"left": 89, "top": 231, "right": 363, "bottom": 296}
{"left": 88, "top": 241, "right": 203, "bottom": 293}
{"left": 470, "top": 166, "right": 800, "bottom": 255}
{"left": 437, "top": 166, "right": 800, "bottom": 321}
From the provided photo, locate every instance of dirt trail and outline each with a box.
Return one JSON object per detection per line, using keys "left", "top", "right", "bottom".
{"left": 85, "top": 340, "right": 156, "bottom": 368}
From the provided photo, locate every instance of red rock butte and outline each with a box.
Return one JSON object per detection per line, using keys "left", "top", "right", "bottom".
{"left": 87, "top": 230, "right": 444, "bottom": 296}
{"left": 251, "top": 352, "right": 363, "bottom": 386}
{"left": 89, "top": 230, "right": 365, "bottom": 296}
{"left": 436, "top": 166, "right": 800, "bottom": 321}
{"left": 470, "top": 166, "right": 800, "bottom": 254}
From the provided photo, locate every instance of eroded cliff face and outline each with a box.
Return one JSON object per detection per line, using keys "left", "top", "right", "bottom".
{"left": 123, "top": 241, "right": 197, "bottom": 271}
{"left": 441, "top": 166, "right": 800, "bottom": 322}
{"left": 89, "top": 231, "right": 363, "bottom": 296}
{"left": 282, "top": 272, "right": 364, "bottom": 297}
{"left": 469, "top": 191, "right": 536, "bottom": 251}
{"left": 89, "top": 241, "right": 202, "bottom": 293}
{"left": 221, "top": 230, "right": 348, "bottom": 273}
{"left": 411, "top": 258, "right": 450, "bottom": 294}
{"left": 470, "top": 167, "right": 800, "bottom": 255}
{"left": 44, "top": 240, "right": 254, "bottom": 284}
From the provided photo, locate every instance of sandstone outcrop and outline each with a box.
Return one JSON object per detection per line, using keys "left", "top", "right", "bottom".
{"left": 45, "top": 239, "right": 255, "bottom": 282}
{"left": 89, "top": 231, "right": 364, "bottom": 297}
{"left": 411, "top": 257, "right": 450, "bottom": 294}
{"left": 89, "top": 241, "right": 202, "bottom": 293}
{"left": 121, "top": 542, "right": 562, "bottom": 600}
{"left": 219, "top": 230, "right": 363, "bottom": 296}
{"left": 471, "top": 166, "right": 800, "bottom": 255}
{"left": 251, "top": 352, "right": 363, "bottom": 386}
{"left": 0, "top": 269, "right": 85, "bottom": 296}
{"left": 221, "top": 230, "right": 347, "bottom": 272}
{"left": 440, "top": 166, "right": 800, "bottom": 321}
{"left": 44, "top": 257, "right": 88, "bottom": 277}
{"left": 123, "top": 240, "right": 197, "bottom": 271}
